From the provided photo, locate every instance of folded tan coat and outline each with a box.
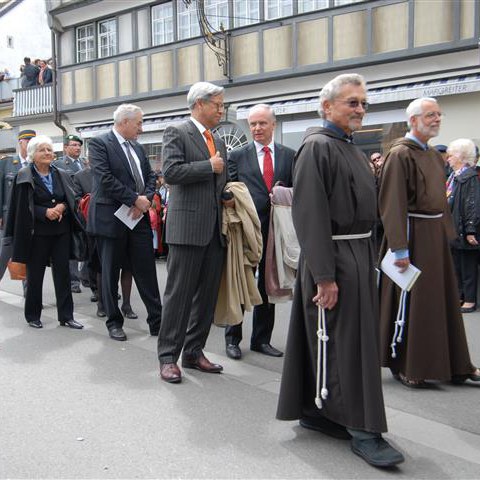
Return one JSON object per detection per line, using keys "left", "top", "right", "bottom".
{"left": 214, "top": 182, "right": 263, "bottom": 327}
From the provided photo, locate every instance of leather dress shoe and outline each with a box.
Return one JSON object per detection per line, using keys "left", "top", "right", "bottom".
{"left": 90, "top": 293, "right": 98, "bottom": 302}
{"left": 461, "top": 305, "right": 476, "bottom": 314}
{"left": 160, "top": 363, "right": 182, "bottom": 383}
{"left": 28, "top": 319, "right": 43, "bottom": 329}
{"left": 452, "top": 367, "right": 480, "bottom": 384}
{"left": 226, "top": 344, "right": 242, "bottom": 360}
{"left": 251, "top": 343, "right": 283, "bottom": 357}
{"left": 60, "top": 319, "right": 84, "bottom": 329}
{"left": 108, "top": 327, "right": 127, "bottom": 341}
{"left": 71, "top": 285, "right": 82, "bottom": 294}
{"left": 96, "top": 306, "right": 106, "bottom": 318}
{"left": 121, "top": 306, "right": 138, "bottom": 319}
{"left": 351, "top": 436, "right": 404, "bottom": 468}
{"left": 300, "top": 416, "right": 351, "bottom": 440}
{"left": 182, "top": 353, "right": 223, "bottom": 373}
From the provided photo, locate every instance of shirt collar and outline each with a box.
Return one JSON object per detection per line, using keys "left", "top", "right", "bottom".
{"left": 405, "top": 132, "right": 429, "bottom": 150}
{"left": 254, "top": 140, "right": 274, "bottom": 154}
{"left": 323, "top": 120, "right": 353, "bottom": 143}
{"left": 190, "top": 116, "right": 208, "bottom": 136}
{"left": 112, "top": 127, "right": 128, "bottom": 146}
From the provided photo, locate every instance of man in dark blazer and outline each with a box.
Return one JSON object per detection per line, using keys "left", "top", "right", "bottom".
{"left": 158, "top": 81, "right": 230, "bottom": 384}
{"left": 87, "top": 104, "right": 162, "bottom": 341}
{"left": 53, "top": 134, "right": 87, "bottom": 293}
{"left": 225, "top": 104, "right": 295, "bottom": 360}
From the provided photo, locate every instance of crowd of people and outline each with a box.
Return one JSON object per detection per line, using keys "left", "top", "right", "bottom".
{"left": 19, "top": 56, "right": 53, "bottom": 88}
{"left": 1, "top": 75, "right": 480, "bottom": 470}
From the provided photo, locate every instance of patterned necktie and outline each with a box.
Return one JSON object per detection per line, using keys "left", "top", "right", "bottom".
{"left": 262, "top": 146, "right": 274, "bottom": 191}
{"left": 124, "top": 141, "right": 144, "bottom": 193}
{"left": 203, "top": 130, "right": 216, "bottom": 157}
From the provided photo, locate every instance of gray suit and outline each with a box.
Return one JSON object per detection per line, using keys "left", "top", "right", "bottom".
{"left": 53, "top": 155, "right": 87, "bottom": 176}
{"left": 158, "top": 119, "right": 228, "bottom": 364}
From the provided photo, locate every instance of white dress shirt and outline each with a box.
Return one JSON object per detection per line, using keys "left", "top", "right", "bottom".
{"left": 112, "top": 127, "right": 145, "bottom": 183}
{"left": 254, "top": 140, "right": 275, "bottom": 175}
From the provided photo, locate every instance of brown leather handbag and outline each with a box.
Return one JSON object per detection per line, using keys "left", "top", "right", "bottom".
{"left": 7, "top": 260, "right": 26, "bottom": 280}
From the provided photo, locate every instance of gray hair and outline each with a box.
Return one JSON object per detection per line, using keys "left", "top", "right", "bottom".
{"left": 318, "top": 73, "right": 367, "bottom": 117}
{"left": 187, "top": 82, "right": 224, "bottom": 111}
{"left": 406, "top": 97, "right": 438, "bottom": 127}
{"left": 447, "top": 138, "right": 477, "bottom": 167}
{"left": 248, "top": 104, "right": 276, "bottom": 121}
{"left": 113, "top": 104, "right": 144, "bottom": 124}
{"left": 26, "top": 135, "right": 53, "bottom": 162}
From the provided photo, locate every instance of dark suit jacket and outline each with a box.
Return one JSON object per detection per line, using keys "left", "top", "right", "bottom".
{"left": 228, "top": 141, "right": 295, "bottom": 232}
{"left": 0, "top": 154, "right": 22, "bottom": 221}
{"left": 162, "top": 119, "right": 228, "bottom": 247}
{"left": 87, "top": 130, "right": 156, "bottom": 238}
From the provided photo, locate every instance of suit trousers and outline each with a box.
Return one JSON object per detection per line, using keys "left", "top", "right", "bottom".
{"left": 452, "top": 248, "right": 479, "bottom": 304}
{"left": 157, "top": 228, "right": 225, "bottom": 364}
{"left": 96, "top": 217, "right": 162, "bottom": 331}
{"left": 225, "top": 229, "right": 275, "bottom": 348}
{"left": 25, "top": 232, "right": 73, "bottom": 323}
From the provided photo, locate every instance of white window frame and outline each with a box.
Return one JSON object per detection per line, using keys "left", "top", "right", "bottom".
{"left": 265, "top": 0, "right": 293, "bottom": 20}
{"left": 298, "top": 0, "right": 329, "bottom": 13}
{"left": 97, "top": 18, "right": 117, "bottom": 59}
{"left": 233, "top": 0, "right": 261, "bottom": 27}
{"left": 152, "top": 2, "right": 174, "bottom": 46}
{"left": 76, "top": 23, "right": 95, "bottom": 63}
{"left": 205, "top": 0, "right": 230, "bottom": 31}
{"left": 177, "top": 0, "right": 201, "bottom": 40}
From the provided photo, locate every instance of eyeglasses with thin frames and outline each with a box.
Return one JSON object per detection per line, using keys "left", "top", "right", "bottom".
{"left": 336, "top": 99, "right": 369, "bottom": 111}
{"left": 419, "top": 111, "right": 444, "bottom": 120}
{"left": 206, "top": 100, "right": 225, "bottom": 111}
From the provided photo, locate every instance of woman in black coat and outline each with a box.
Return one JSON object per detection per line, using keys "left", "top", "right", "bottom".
{"left": 5, "top": 135, "right": 85, "bottom": 329}
{"left": 446, "top": 138, "right": 480, "bottom": 313}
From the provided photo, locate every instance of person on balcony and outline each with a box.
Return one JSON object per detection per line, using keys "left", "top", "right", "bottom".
{"left": 38, "top": 60, "right": 52, "bottom": 86}
{"left": 20, "top": 57, "right": 39, "bottom": 88}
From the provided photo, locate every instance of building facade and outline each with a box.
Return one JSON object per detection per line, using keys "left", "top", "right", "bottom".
{"left": 7, "top": 0, "right": 480, "bottom": 165}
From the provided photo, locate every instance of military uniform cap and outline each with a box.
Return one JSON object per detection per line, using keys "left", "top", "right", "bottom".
{"left": 18, "top": 129, "right": 36, "bottom": 141}
{"left": 64, "top": 134, "right": 83, "bottom": 145}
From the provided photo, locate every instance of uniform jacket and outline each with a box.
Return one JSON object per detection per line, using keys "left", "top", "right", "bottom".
{"left": 87, "top": 130, "right": 156, "bottom": 238}
{"left": 0, "top": 154, "right": 22, "bottom": 221}
{"left": 4, "top": 164, "right": 86, "bottom": 263}
{"left": 53, "top": 155, "right": 88, "bottom": 176}
{"left": 162, "top": 119, "right": 228, "bottom": 247}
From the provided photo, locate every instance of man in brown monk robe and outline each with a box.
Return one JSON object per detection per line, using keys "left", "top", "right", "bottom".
{"left": 276, "top": 73, "right": 404, "bottom": 468}
{"left": 378, "top": 97, "right": 480, "bottom": 387}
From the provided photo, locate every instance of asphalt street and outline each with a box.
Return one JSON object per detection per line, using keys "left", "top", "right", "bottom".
{"left": 0, "top": 260, "right": 479, "bottom": 479}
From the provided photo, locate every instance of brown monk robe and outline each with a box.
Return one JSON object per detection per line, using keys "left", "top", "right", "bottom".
{"left": 277, "top": 126, "right": 387, "bottom": 433}
{"left": 378, "top": 138, "right": 475, "bottom": 382}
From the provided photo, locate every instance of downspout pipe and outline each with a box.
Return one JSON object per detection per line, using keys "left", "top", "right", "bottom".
{"left": 50, "top": 27, "right": 67, "bottom": 137}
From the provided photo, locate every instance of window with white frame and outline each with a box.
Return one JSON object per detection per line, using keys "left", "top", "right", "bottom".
{"left": 334, "top": 0, "right": 365, "bottom": 5}
{"left": 233, "top": 0, "right": 260, "bottom": 27}
{"left": 205, "top": 0, "right": 229, "bottom": 31}
{"left": 98, "top": 18, "right": 117, "bottom": 58}
{"left": 177, "top": 1, "right": 200, "bottom": 40}
{"left": 298, "top": 0, "right": 329, "bottom": 13}
{"left": 76, "top": 24, "right": 95, "bottom": 63}
{"left": 152, "top": 2, "right": 174, "bottom": 45}
{"left": 265, "top": 0, "right": 293, "bottom": 20}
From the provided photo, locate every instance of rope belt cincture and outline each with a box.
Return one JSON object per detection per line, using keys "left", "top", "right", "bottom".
{"left": 390, "top": 213, "right": 443, "bottom": 358}
{"left": 315, "top": 230, "right": 372, "bottom": 409}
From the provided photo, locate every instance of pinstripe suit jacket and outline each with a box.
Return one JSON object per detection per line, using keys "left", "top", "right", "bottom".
{"left": 162, "top": 119, "right": 228, "bottom": 247}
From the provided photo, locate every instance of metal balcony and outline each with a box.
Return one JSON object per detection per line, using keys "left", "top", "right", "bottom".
{"left": 13, "top": 85, "right": 53, "bottom": 117}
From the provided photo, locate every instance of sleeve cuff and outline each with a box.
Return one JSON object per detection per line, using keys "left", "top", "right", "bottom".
{"left": 393, "top": 248, "right": 409, "bottom": 259}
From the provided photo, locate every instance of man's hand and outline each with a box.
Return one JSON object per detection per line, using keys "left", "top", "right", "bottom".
{"left": 313, "top": 280, "right": 338, "bottom": 310}
{"left": 134, "top": 195, "right": 151, "bottom": 213}
{"left": 394, "top": 257, "right": 410, "bottom": 273}
{"left": 210, "top": 151, "right": 224, "bottom": 174}
{"left": 466, "top": 234, "right": 478, "bottom": 246}
{"left": 128, "top": 205, "right": 144, "bottom": 220}
{"left": 46, "top": 208, "right": 62, "bottom": 221}
{"left": 222, "top": 198, "right": 235, "bottom": 208}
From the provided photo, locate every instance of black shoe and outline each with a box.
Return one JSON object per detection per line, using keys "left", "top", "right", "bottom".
{"left": 28, "top": 319, "right": 43, "bottom": 329}
{"left": 71, "top": 285, "right": 82, "bottom": 294}
{"left": 351, "top": 436, "right": 404, "bottom": 468}
{"left": 90, "top": 293, "right": 98, "bottom": 302}
{"left": 96, "top": 306, "right": 106, "bottom": 318}
{"left": 60, "top": 319, "right": 84, "bottom": 329}
{"left": 251, "top": 343, "right": 283, "bottom": 357}
{"left": 226, "top": 344, "right": 242, "bottom": 360}
{"left": 299, "top": 416, "right": 351, "bottom": 440}
{"left": 81, "top": 280, "right": 90, "bottom": 288}
{"left": 461, "top": 305, "right": 476, "bottom": 313}
{"left": 108, "top": 327, "right": 127, "bottom": 341}
{"left": 121, "top": 306, "right": 138, "bottom": 319}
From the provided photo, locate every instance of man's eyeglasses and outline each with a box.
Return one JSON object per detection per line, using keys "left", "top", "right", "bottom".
{"left": 337, "top": 99, "right": 369, "bottom": 111}
{"left": 420, "top": 111, "right": 444, "bottom": 120}
{"left": 206, "top": 100, "right": 225, "bottom": 111}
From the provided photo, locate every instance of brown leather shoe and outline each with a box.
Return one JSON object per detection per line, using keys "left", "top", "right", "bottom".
{"left": 182, "top": 353, "right": 223, "bottom": 373}
{"left": 160, "top": 363, "right": 182, "bottom": 383}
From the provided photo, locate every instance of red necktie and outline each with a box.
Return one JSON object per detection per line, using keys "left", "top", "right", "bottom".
{"left": 262, "top": 146, "right": 274, "bottom": 191}
{"left": 203, "top": 130, "right": 216, "bottom": 157}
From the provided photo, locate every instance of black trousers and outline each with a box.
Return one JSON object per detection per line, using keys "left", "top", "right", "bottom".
{"left": 452, "top": 248, "right": 479, "bottom": 304}
{"left": 96, "top": 217, "right": 162, "bottom": 331}
{"left": 25, "top": 232, "right": 73, "bottom": 323}
{"left": 225, "top": 230, "right": 275, "bottom": 348}
{"left": 157, "top": 229, "right": 225, "bottom": 364}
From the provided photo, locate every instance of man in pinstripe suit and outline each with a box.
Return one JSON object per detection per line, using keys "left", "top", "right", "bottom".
{"left": 158, "top": 82, "right": 230, "bottom": 383}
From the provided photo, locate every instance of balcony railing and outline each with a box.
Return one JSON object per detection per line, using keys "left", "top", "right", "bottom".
{"left": 13, "top": 85, "right": 53, "bottom": 117}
